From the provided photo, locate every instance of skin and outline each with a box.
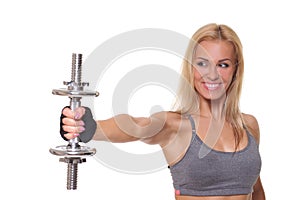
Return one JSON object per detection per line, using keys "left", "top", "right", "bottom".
{"left": 62, "top": 40, "right": 265, "bottom": 200}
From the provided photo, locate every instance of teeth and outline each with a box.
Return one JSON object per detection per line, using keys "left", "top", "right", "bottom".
{"left": 205, "top": 83, "right": 220, "bottom": 90}
{"left": 205, "top": 83, "right": 219, "bottom": 88}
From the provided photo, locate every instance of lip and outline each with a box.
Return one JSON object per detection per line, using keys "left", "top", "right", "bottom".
{"left": 202, "top": 82, "right": 222, "bottom": 91}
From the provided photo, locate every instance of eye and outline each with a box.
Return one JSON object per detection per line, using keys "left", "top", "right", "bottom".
{"left": 197, "top": 61, "right": 209, "bottom": 67}
{"left": 217, "top": 63, "right": 230, "bottom": 68}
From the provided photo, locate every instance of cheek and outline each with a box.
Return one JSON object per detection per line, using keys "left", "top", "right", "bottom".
{"left": 193, "top": 68, "right": 202, "bottom": 81}
{"left": 193, "top": 69, "right": 204, "bottom": 94}
{"left": 218, "top": 68, "right": 234, "bottom": 83}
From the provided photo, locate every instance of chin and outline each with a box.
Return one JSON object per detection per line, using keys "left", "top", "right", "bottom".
{"left": 199, "top": 90, "right": 227, "bottom": 101}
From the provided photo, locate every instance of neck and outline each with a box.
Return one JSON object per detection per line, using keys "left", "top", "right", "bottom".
{"left": 195, "top": 95, "right": 228, "bottom": 157}
{"left": 198, "top": 95, "right": 227, "bottom": 120}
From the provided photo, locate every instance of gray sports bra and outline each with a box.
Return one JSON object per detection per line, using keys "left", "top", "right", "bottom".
{"left": 169, "top": 115, "right": 261, "bottom": 196}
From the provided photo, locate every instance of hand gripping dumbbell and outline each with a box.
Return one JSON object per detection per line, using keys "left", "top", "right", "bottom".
{"left": 49, "top": 53, "right": 99, "bottom": 190}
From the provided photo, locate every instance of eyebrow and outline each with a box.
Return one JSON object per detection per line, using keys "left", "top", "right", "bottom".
{"left": 196, "top": 57, "right": 232, "bottom": 63}
{"left": 196, "top": 57, "right": 209, "bottom": 61}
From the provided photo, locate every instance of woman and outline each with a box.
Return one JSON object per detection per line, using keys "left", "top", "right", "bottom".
{"left": 61, "top": 23, "right": 265, "bottom": 199}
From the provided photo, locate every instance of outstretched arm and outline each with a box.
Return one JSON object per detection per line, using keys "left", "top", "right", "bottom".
{"left": 61, "top": 107, "right": 172, "bottom": 144}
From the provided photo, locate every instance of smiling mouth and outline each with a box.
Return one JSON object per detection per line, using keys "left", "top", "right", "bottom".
{"left": 203, "top": 83, "right": 222, "bottom": 91}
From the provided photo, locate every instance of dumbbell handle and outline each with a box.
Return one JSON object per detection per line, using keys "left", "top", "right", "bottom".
{"left": 68, "top": 53, "right": 83, "bottom": 149}
{"left": 68, "top": 97, "right": 82, "bottom": 149}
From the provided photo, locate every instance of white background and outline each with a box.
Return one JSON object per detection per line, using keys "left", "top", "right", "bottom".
{"left": 1, "top": 0, "right": 299, "bottom": 199}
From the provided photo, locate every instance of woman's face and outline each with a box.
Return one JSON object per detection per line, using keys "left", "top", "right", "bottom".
{"left": 193, "top": 40, "right": 236, "bottom": 101}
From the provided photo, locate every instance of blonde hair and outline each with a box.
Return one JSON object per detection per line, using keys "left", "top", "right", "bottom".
{"left": 174, "top": 23, "right": 245, "bottom": 149}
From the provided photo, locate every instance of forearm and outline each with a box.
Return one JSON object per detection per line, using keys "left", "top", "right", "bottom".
{"left": 92, "top": 113, "right": 166, "bottom": 143}
{"left": 92, "top": 115, "right": 139, "bottom": 143}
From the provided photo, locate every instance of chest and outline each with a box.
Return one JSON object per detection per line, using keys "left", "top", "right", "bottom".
{"left": 196, "top": 119, "right": 248, "bottom": 152}
{"left": 186, "top": 143, "right": 261, "bottom": 182}
{"left": 170, "top": 135, "right": 262, "bottom": 190}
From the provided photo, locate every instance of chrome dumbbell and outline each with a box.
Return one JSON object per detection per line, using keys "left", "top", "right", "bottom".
{"left": 50, "top": 53, "right": 99, "bottom": 190}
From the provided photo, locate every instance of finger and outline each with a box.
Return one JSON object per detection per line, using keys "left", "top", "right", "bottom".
{"left": 63, "top": 125, "right": 85, "bottom": 134}
{"left": 62, "top": 107, "right": 75, "bottom": 118}
{"left": 74, "top": 107, "right": 86, "bottom": 120}
{"left": 62, "top": 107, "right": 86, "bottom": 119}
{"left": 62, "top": 118, "right": 85, "bottom": 126}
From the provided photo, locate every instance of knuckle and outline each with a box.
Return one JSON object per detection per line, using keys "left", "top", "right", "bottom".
{"left": 62, "top": 125, "right": 69, "bottom": 132}
{"left": 63, "top": 108, "right": 75, "bottom": 118}
{"left": 62, "top": 107, "right": 69, "bottom": 115}
{"left": 62, "top": 118, "right": 69, "bottom": 125}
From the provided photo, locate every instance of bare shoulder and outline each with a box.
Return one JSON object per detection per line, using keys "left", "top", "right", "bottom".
{"left": 150, "top": 111, "right": 182, "bottom": 129}
{"left": 242, "top": 113, "right": 259, "bottom": 130}
{"left": 140, "top": 111, "right": 183, "bottom": 145}
{"left": 242, "top": 113, "right": 260, "bottom": 144}
{"left": 165, "top": 111, "right": 183, "bottom": 129}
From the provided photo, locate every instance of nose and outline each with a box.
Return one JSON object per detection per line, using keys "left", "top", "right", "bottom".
{"left": 207, "top": 66, "right": 220, "bottom": 81}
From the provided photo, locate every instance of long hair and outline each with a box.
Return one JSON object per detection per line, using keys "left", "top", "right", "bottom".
{"left": 174, "top": 23, "right": 245, "bottom": 149}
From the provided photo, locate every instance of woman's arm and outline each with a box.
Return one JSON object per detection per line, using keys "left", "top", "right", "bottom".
{"left": 61, "top": 107, "right": 174, "bottom": 144}
{"left": 242, "top": 113, "right": 266, "bottom": 200}
{"left": 252, "top": 177, "right": 265, "bottom": 200}
{"left": 94, "top": 111, "right": 177, "bottom": 145}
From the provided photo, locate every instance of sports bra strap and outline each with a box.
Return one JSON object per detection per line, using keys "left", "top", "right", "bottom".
{"left": 188, "top": 115, "right": 196, "bottom": 135}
